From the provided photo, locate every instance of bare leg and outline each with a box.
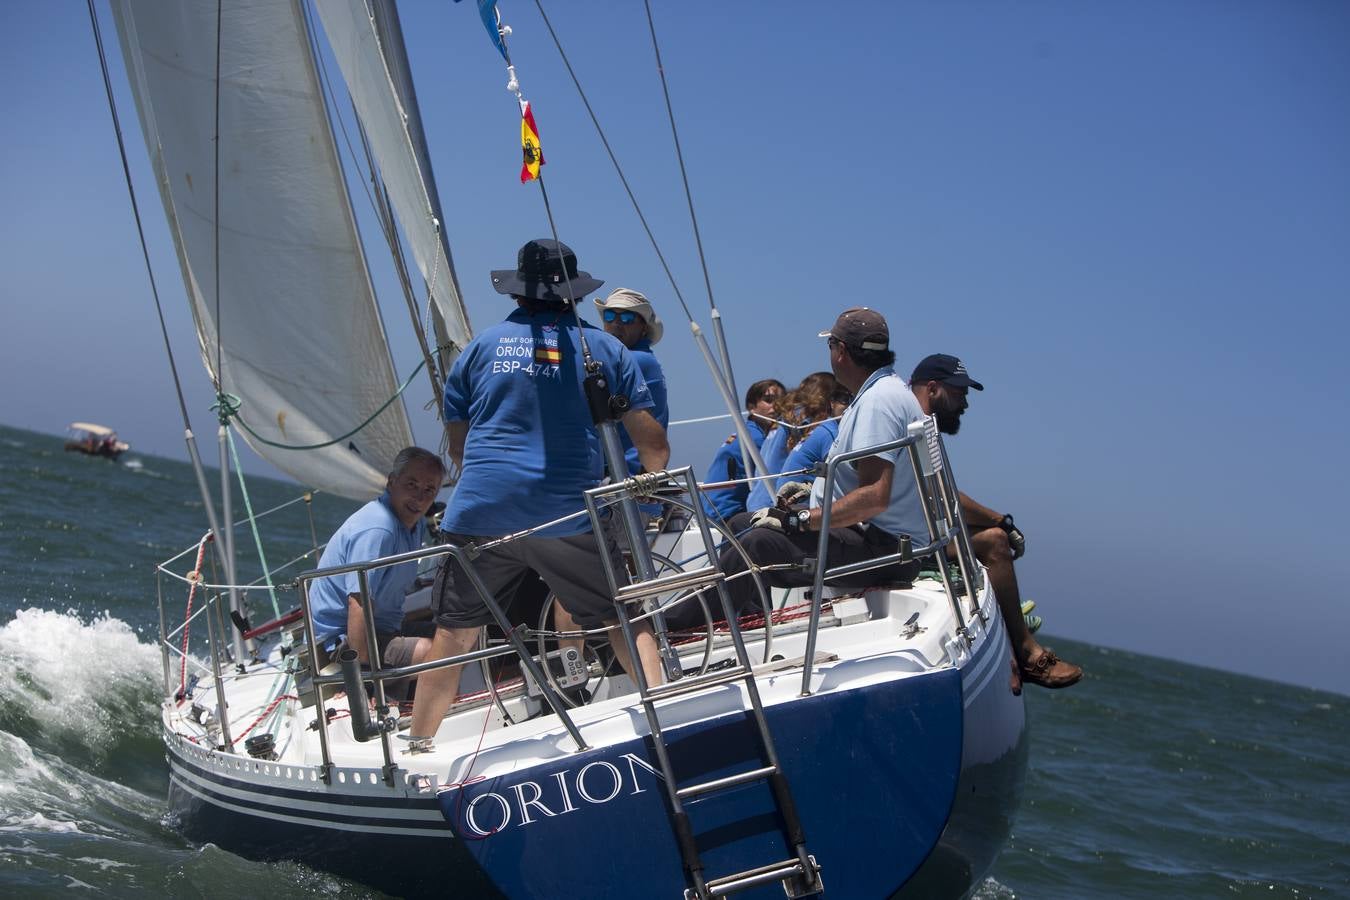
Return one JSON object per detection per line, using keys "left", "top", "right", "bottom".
{"left": 960, "top": 528, "right": 1081, "bottom": 687}
{"left": 552, "top": 601, "right": 586, "bottom": 660}
{"left": 410, "top": 636, "right": 434, "bottom": 665}
{"left": 964, "top": 528, "right": 1035, "bottom": 664}
{"left": 408, "top": 625, "right": 480, "bottom": 739}
{"left": 606, "top": 618, "right": 665, "bottom": 688}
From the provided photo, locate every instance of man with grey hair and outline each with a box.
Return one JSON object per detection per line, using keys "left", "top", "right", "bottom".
{"left": 718, "top": 308, "right": 925, "bottom": 612}
{"left": 308, "top": 446, "right": 445, "bottom": 674}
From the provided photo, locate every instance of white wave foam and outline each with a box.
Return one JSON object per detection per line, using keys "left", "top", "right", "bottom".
{"left": 0, "top": 608, "right": 162, "bottom": 756}
{"left": 0, "top": 812, "right": 82, "bottom": 834}
{"left": 72, "top": 857, "right": 134, "bottom": 871}
{"left": 971, "top": 876, "right": 1017, "bottom": 899}
{"left": 0, "top": 730, "right": 58, "bottom": 792}
{"left": 0, "top": 730, "right": 164, "bottom": 841}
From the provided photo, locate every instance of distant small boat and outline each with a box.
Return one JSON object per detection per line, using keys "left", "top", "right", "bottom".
{"left": 64, "top": 422, "right": 129, "bottom": 461}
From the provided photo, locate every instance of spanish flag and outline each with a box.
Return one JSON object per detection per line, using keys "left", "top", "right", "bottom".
{"left": 520, "top": 101, "right": 544, "bottom": 183}
{"left": 534, "top": 344, "right": 562, "bottom": 365}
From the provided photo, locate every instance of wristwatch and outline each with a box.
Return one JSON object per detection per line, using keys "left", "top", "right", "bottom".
{"left": 793, "top": 508, "right": 812, "bottom": 532}
{"left": 997, "top": 514, "right": 1015, "bottom": 534}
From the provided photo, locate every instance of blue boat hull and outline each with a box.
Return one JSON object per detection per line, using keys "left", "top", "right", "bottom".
{"left": 445, "top": 666, "right": 963, "bottom": 899}
{"left": 165, "top": 635, "right": 1024, "bottom": 898}
{"left": 897, "top": 621, "right": 1029, "bottom": 898}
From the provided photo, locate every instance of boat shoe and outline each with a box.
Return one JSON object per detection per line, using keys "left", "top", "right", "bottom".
{"left": 1019, "top": 648, "right": 1082, "bottom": 689}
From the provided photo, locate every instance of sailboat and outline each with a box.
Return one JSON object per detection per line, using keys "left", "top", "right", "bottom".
{"left": 105, "top": 1, "right": 1027, "bottom": 897}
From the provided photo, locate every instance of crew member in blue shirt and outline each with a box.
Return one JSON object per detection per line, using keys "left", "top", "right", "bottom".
{"left": 593, "top": 287, "right": 669, "bottom": 480}
{"left": 408, "top": 240, "right": 670, "bottom": 748}
{"left": 773, "top": 382, "right": 851, "bottom": 495}
{"left": 308, "top": 447, "right": 445, "bottom": 671}
{"left": 745, "top": 372, "right": 846, "bottom": 512}
{"left": 701, "top": 378, "right": 785, "bottom": 520}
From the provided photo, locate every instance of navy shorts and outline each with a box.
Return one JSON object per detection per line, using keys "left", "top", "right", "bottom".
{"left": 432, "top": 529, "right": 625, "bottom": 631}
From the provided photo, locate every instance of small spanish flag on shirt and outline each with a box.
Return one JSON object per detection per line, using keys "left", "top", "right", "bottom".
{"left": 520, "top": 101, "right": 544, "bottom": 183}
{"left": 534, "top": 344, "right": 562, "bottom": 365}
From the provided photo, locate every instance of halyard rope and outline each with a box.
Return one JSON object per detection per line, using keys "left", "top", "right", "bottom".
{"left": 178, "top": 535, "right": 211, "bottom": 703}
{"left": 232, "top": 693, "right": 299, "bottom": 746}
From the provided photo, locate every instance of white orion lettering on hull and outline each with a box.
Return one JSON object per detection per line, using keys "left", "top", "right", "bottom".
{"left": 451, "top": 753, "right": 664, "bottom": 837}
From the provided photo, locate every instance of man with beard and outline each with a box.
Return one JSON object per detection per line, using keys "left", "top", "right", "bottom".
{"left": 910, "top": 354, "right": 1082, "bottom": 690}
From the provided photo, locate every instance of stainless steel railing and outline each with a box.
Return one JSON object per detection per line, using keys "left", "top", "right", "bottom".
{"left": 162, "top": 416, "right": 981, "bottom": 774}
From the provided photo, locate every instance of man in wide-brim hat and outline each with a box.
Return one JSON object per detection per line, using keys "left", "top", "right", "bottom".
{"left": 593, "top": 288, "right": 668, "bottom": 478}
{"left": 490, "top": 237, "right": 605, "bottom": 303}
{"left": 407, "top": 239, "right": 670, "bottom": 751}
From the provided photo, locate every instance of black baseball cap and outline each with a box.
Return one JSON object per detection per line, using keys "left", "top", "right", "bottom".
{"left": 910, "top": 354, "right": 984, "bottom": 391}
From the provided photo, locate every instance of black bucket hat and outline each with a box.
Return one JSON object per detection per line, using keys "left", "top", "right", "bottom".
{"left": 490, "top": 239, "right": 604, "bottom": 302}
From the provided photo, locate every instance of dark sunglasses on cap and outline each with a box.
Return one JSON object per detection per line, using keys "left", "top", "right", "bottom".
{"left": 602, "top": 309, "right": 641, "bottom": 324}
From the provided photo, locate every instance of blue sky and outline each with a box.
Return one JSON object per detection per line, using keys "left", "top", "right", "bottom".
{"left": 2, "top": 1, "right": 1347, "bottom": 694}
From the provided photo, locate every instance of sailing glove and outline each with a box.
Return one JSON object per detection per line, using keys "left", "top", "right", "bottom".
{"left": 998, "top": 514, "right": 1026, "bottom": 560}
{"left": 749, "top": 506, "right": 810, "bottom": 534}
{"left": 774, "top": 481, "right": 813, "bottom": 509}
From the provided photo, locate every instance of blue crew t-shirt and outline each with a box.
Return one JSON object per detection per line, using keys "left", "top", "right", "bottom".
{"left": 308, "top": 493, "right": 425, "bottom": 647}
{"left": 777, "top": 419, "right": 839, "bottom": 492}
{"left": 701, "top": 418, "right": 767, "bottom": 520}
{"left": 745, "top": 424, "right": 791, "bottom": 511}
{"left": 442, "top": 309, "right": 653, "bottom": 538}
{"left": 619, "top": 338, "right": 668, "bottom": 475}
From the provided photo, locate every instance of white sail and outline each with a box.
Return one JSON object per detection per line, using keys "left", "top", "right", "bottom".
{"left": 314, "top": 0, "right": 474, "bottom": 362}
{"left": 111, "top": 0, "right": 414, "bottom": 499}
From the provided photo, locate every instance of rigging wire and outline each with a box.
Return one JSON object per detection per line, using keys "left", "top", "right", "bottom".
{"left": 212, "top": 0, "right": 224, "bottom": 392}
{"left": 641, "top": 0, "right": 749, "bottom": 471}
{"left": 226, "top": 429, "right": 283, "bottom": 619}
{"left": 90, "top": 0, "right": 250, "bottom": 666}
{"left": 528, "top": 1, "right": 768, "bottom": 479}
{"left": 641, "top": 0, "right": 722, "bottom": 323}
{"left": 84, "top": 0, "right": 196, "bottom": 434}
{"left": 529, "top": 0, "right": 699, "bottom": 327}
{"left": 493, "top": 15, "right": 595, "bottom": 364}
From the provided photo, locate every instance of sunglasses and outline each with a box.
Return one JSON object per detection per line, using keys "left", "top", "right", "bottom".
{"left": 602, "top": 309, "right": 641, "bottom": 324}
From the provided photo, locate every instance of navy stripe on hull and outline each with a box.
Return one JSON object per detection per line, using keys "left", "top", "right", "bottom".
{"left": 166, "top": 773, "right": 506, "bottom": 899}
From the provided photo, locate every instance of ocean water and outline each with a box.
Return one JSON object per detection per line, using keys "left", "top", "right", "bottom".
{"left": 1, "top": 422, "right": 1346, "bottom": 898}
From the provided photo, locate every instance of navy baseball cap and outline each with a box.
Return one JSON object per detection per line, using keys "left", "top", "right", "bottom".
{"left": 910, "top": 354, "right": 984, "bottom": 391}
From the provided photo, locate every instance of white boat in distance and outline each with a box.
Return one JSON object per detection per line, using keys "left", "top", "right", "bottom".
{"left": 106, "top": 1, "right": 1028, "bottom": 896}
{"left": 64, "top": 422, "right": 129, "bottom": 460}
